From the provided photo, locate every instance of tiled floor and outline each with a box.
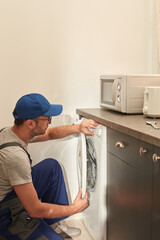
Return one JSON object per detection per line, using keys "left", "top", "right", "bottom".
{"left": 64, "top": 217, "right": 94, "bottom": 240}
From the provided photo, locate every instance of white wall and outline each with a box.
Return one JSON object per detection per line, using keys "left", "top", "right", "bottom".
{"left": 0, "top": 0, "right": 157, "bottom": 128}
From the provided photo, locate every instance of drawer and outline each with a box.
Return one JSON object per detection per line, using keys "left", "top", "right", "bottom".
{"left": 108, "top": 128, "right": 138, "bottom": 166}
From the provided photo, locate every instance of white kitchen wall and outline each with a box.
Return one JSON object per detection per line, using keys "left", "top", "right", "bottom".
{"left": 0, "top": 0, "right": 157, "bottom": 128}
{"left": 154, "top": 0, "right": 160, "bottom": 68}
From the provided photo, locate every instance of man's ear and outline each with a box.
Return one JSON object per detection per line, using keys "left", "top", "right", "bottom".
{"left": 25, "top": 119, "right": 36, "bottom": 130}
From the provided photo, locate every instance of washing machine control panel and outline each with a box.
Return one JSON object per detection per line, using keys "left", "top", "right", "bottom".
{"left": 88, "top": 127, "right": 102, "bottom": 137}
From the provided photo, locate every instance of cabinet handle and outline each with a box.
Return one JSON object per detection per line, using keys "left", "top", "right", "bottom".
{"left": 152, "top": 153, "right": 160, "bottom": 163}
{"left": 115, "top": 140, "right": 125, "bottom": 148}
{"left": 139, "top": 147, "right": 147, "bottom": 156}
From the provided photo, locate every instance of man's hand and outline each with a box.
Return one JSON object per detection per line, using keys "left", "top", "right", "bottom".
{"left": 72, "top": 188, "right": 88, "bottom": 213}
{"left": 79, "top": 119, "right": 98, "bottom": 136}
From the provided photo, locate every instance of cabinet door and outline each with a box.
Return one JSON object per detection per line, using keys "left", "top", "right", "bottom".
{"left": 107, "top": 147, "right": 152, "bottom": 240}
{"left": 152, "top": 146, "right": 160, "bottom": 240}
{"left": 138, "top": 140, "right": 153, "bottom": 239}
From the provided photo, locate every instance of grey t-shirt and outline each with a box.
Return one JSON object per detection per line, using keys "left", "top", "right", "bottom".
{"left": 0, "top": 127, "right": 32, "bottom": 201}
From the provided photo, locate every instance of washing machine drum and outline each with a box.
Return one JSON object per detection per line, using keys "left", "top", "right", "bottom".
{"left": 86, "top": 138, "right": 97, "bottom": 191}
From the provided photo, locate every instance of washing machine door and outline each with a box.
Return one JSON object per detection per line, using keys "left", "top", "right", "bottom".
{"left": 86, "top": 136, "right": 97, "bottom": 192}
{"left": 77, "top": 133, "right": 87, "bottom": 199}
{"left": 77, "top": 132, "right": 97, "bottom": 199}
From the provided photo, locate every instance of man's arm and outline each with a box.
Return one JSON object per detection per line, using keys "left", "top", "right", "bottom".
{"left": 13, "top": 183, "right": 88, "bottom": 218}
{"left": 31, "top": 119, "right": 98, "bottom": 142}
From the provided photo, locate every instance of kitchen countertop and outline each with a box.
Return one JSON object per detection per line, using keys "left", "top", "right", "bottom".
{"left": 76, "top": 108, "right": 160, "bottom": 147}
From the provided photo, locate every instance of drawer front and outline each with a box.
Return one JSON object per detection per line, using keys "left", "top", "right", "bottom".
{"left": 108, "top": 128, "right": 138, "bottom": 166}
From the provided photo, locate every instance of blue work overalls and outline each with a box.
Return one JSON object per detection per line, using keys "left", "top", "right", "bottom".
{"left": 0, "top": 158, "right": 69, "bottom": 240}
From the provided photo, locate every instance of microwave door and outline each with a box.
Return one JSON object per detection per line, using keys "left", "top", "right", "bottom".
{"left": 101, "top": 79, "right": 114, "bottom": 106}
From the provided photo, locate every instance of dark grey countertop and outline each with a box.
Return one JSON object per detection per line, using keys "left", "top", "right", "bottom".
{"left": 76, "top": 108, "right": 160, "bottom": 147}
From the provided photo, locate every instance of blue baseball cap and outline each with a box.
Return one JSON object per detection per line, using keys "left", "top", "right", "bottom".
{"left": 13, "top": 93, "right": 63, "bottom": 119}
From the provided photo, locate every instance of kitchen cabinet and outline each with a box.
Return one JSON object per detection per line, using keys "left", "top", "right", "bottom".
{"left": 107, "top": 128, "right": 153, "bottom": 240}
{"left": 152, "top": 146, "right": 160, "bottom": 240}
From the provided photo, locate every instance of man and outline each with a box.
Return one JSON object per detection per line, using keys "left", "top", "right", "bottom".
{"left": 0, "top": 93, "right": 98, "bottom": 240}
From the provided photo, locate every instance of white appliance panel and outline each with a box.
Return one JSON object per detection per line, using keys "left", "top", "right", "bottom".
{"left": 82, "top": 124, "right": 107, "bottom": 240}
{"left": 28, "top": 121, "right": 107, "bottom": 240}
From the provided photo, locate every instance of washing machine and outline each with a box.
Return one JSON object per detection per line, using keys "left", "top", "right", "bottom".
{"left": 77, "top": 123, "right": 107, "bottom": 240}
{"left": 28, "top": 120, "right": 107, "bottom": 240}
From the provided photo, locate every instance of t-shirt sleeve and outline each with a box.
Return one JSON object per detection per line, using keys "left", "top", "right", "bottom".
{"left": 3, "top": 149, "right": 32, "bottom": 186}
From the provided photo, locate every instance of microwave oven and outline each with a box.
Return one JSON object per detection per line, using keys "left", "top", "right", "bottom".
{"left": 100, "top": 74, "right": 160, "bottom": 114}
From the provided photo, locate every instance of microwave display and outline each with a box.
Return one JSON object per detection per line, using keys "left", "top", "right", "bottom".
{"left": 101, "top": 80, "right": 114, "bottom": 105}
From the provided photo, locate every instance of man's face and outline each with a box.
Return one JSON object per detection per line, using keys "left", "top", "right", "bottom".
{"left": 32, "top": 116, "right": 52, "bottom": 136}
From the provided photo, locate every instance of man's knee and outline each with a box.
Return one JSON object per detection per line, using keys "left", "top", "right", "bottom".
{"left": 43, "top": 158, "right": 62, "bottom": 175}
{"left": 44, "top": 158, "right": 61, "bottom": 168}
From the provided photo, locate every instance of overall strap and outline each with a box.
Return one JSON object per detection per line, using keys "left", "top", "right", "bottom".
{"left": 0, "top": 127, "right": 32, "bottom": 167}
{"left": 0, "top": 142, "right": 32, "bottom": 167}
